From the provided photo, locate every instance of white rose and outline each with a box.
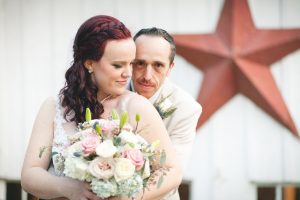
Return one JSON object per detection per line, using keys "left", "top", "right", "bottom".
{"left": 63, "top": 142, "right": 82, "bottom": 157}
{"left": 119, "top": 131, "right": 137, "bottom": 143}
{"left": 119, "top": 131, "right": 147, "bottom": 148}
{"left": 88, "top": 157, "right": 115, "bottom": 180}
{"left": 114, "top": 158, "right": 135, "bottom": 182}
{"left": 64, "top": 156, "right": 89, "bottom": 181}
{"left": 80, "top": 127, "right": 95, "bottom": 135}
{"left": 96, "top": 140, "right": 117, "bottom": 158}
{"left": 159, "top": 98, "right": 173, "bottom": 112}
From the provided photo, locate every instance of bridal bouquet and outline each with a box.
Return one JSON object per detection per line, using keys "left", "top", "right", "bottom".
{"left": 63, "top": 108, "right": 167, "bottom": 198}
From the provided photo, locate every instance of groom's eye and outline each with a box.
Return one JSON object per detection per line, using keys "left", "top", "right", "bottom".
{"left": 133, "top": 60, "right": 147, "bottom": 68}
{"left": 153, "top": 62, "right": 164, "bottom": 68}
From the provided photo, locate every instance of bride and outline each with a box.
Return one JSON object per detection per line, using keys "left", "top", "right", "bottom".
{"left": 21, "top": 15, "right": 182, "bottom": 200}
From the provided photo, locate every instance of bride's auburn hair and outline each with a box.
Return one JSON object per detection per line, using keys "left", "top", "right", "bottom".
{"left": 59, "top": 15, "right": 131, "bottom": 123}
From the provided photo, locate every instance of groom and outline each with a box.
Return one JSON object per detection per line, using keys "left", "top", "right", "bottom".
{"left": 130, "top": 27, "right": 202, "bottom": 199}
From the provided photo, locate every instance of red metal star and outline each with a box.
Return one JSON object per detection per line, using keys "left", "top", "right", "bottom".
{"left": 173, "top": 0, "right": 300, "bottom": 137}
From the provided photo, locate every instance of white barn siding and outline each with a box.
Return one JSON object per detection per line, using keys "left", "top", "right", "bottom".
{"left": 0, "top": 0, "right": 300, "bottom": 199}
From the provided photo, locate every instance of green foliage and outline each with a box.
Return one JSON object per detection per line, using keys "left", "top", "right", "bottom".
{"left": 73, "top": 152, "right": 81, "bottom": 157}
{"left": 119, "top": 112, "right": 128, "bottom": 129}
{"left": 94, "top": 123, "right": 102, "bottom": 136}
{"left": 111, "top": 109, "right": 120, "bottom": 120}
{"left": 160, "top": 107, "right": 177, "bottom": 120}
{"left": 135, "top": 114, "right": 141, "bottom": 133}
{"left": 157, "top": 176, "right": 164, "bottom": 189}
{"left": 113, "top": 137, "right": 122, "bottom": 146}
{"left": 160, "top": 150, "right": 166, "bottom": 165}
{"left": 51, "top": 152, "right": 58, "bottom": 157}
{"left": 135, "top": 114, "right": 140, "bottom": 122}
{"left": 85, "top": 108, "right": 92, "bottom": 122}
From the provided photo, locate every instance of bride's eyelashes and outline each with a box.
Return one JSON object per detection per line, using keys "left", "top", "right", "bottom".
{"left": 112, "top": 62, "right": 133, "bottom": 69}
{"left": 112, "top": 64, "right": 122, "bottom": 69}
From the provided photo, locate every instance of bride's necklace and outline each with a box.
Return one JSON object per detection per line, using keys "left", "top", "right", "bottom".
{"left": 99, "top": 94, "right": 113, "bottom": 104}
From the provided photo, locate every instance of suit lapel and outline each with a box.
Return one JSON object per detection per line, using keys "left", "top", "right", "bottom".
{"left": 159, "top": 79, "right": 175, "bottom": 100}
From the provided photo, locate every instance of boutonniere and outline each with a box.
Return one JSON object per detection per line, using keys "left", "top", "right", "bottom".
{"left": 153, "top": 93, "right": 177, "bottom": 119}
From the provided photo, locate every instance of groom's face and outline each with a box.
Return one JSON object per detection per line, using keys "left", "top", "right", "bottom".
{"left": 132, "top": 35, "right": 174, "bottom": 99}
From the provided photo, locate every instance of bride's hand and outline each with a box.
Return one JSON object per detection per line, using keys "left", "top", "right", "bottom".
{"left": 108, "top": 196, "right": 134, "bottom": 200}
{"left": 108, "top": 197, "right": 123, "bottom": 200}
{"left": 62, "top": 178, "right": 104, "bottom": 200}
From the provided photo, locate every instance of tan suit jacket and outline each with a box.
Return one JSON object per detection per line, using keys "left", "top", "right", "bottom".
{"left": 149, "top": 79, "right": 202, "bottom": 200}
{"left": 157, "top": 79, "right": 202, "bottom": 169}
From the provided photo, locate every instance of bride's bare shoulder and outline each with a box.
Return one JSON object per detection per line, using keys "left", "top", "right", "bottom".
{"left": 37, "top": 96, "right": 56, "bottom": 117}
{"left": 125, "top": 92, "right": 158, "bottom": 116}
{"left": 41, "top": 96, "right": 56, "bottom": 109}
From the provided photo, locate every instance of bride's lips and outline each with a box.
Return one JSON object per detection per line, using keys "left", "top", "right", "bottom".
{"left": 116, "top": 80, "right": 128, "bottom": 86}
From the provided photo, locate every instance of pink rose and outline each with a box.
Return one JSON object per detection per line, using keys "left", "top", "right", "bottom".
{"left": 92, "top": 119, "right": 119, "bottom": 138}
{"left": 81, "top": 135, "right": 100, "bottom": 156}
{"left": 97, "top": 119, "right": 119, "bottom": 132}
{"left": 122, "top": 149, "right": 144, "bottom": 170}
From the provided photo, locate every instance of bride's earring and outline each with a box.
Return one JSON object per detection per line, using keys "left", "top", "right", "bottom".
{"left": 88, "top": 68, "right": 93, "bottom": 73}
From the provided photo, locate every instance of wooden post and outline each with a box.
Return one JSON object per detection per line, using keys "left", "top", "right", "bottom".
{"left": 284, "top": 186, "right": 296, "bottom": 200}
{"left": 0, "top": 180, "right": 6, "bottom": 200}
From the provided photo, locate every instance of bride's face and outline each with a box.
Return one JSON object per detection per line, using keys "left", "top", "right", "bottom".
{"left": 88, "top": 38, "right": 136, "bottom": 100}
